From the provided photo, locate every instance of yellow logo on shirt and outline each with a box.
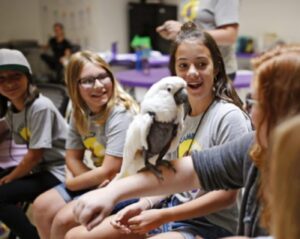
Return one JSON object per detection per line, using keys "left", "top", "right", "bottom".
{"left": 83, "top": 137, "right": 105, "bottom": 167}
{"left": 20, "top": 127, "right": 31, "bottom": 141}
{"left": 181, "top": 0, "right": 200, "bottom": 21}
{"left": 178, "top": 138, "right": 202, "bottom": 158}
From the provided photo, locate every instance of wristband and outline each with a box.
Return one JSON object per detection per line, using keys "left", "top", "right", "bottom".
{"left": 144, "top": 197, "right": 154, "bottom": 209}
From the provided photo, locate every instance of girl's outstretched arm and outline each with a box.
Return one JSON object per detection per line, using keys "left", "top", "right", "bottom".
{"left": 73, "top": 156, "right": 199, "bottom": 231}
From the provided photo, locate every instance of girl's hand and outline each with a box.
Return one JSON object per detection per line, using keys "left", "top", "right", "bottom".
{"left": 127, "top": 209, "right": 165, "bottom": 234}
{"left": 73, "top": 187, "right": 116, "bottom": 231}
{"left": 65, "top": 166, "right": 74, "bottom": 181}
{"left": 0, "top": 174, "right": 13, "bottom": 185}
{"left": 111, "top": 199, "right": 149, "bottom": 234}
{"left": 156, "top": 20, "right": 182, "bottom": 40}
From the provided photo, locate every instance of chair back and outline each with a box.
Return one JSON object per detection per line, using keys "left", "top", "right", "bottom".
{"left": 36, "top": 83, "right": 69, "bottom": 117}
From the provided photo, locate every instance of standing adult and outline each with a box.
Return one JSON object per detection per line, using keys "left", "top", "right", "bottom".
{"left": 156, "top": 0, "right": 239, "bottom": 80}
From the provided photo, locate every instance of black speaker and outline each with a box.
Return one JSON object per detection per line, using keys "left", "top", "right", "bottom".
{"left": 128, "top": 2, "right": 177, "bottom": 54}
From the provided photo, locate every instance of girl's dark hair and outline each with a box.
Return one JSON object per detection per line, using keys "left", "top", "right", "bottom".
{"left": 0, "top": 74, "right": 38, "bottom": 118}
{"left": 168, "top": 21, "right": 243, "bottom": 110}
{"left": 0, "top": 95, "right": 8, "bottom": 118}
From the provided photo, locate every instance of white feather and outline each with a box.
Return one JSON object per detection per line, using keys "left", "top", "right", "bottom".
{"left": 113, "top": 76, "right": 187, "bottom": 180}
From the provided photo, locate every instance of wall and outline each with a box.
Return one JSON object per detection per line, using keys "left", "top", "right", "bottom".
{"left": 0, "top": 0, "right": 299, "bottom": 53}
{"left": 0, "top": 0, "right": 42, "bottom": 43}
{"left": 239, "top": 0, "right": 300, "bottom": 50}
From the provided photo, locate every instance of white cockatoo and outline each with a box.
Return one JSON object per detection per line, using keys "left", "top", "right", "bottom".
{"left": 114, "top": 76, "right": 188, "bottom": 181}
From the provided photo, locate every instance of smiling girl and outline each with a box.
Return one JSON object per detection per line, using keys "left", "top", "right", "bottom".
{"left": 0, "top": 49, "right": 67, "bottom": 239}
{"left": 66, "top": 22, "right": 251, "bottom": 239}
{"left": 32, "top": 51, "right": 138, "bottom": 239}
{"left": 71, "top": 45, "right": 300, "bottom": 239}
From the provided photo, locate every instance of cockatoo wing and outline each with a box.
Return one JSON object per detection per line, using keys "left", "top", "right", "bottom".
{"left": 168, "top": 104, "right": 185, "bottom": 153}
{"left": 112, "top": 113, "right": 154, "bottom": 180}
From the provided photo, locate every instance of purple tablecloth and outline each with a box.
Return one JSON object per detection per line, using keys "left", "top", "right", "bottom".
{"left": 116, "top": 68, "right": 170, "bottom": 88}
{"left": 116, "top": 68, "right": 253, "bottom": 89}
{"left": 234, "top": 70, "right": 253, "bottom": 88}
{"left": 110, "top": 54, "right": 170, "bottom": 67}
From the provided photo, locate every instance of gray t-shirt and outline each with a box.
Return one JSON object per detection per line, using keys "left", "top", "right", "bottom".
{"left": 6, "top": 94, "right": 68, "bottom": 182}
{"left": 66, "top": 105, "right": 134, "bottom": 167}
{"left": 180, "top": 0, "right": 239, "bottom": 75}
{"left": 169, "top": 100, "right": 252, "bottom": 234}
{"left": 192, "top": 133, "right": 268, "bottom": 237}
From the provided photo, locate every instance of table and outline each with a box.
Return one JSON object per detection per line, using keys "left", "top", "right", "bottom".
{"left": 116, "top": 68, "right": 253, "bottom": 101}
{"left": 111, "top": 53, "right": 170, "bottom": 68}
{"left": 99, "top": 52, "right": 170, "bottom": 68}
{"left": 233, "top": 70, "right": 253, "bottom": 88}
{"left": 116, "top": 67, "right": 170, "bottom": 88}
{"left": 116, "top": 68, "right": 170, "bottom": 101}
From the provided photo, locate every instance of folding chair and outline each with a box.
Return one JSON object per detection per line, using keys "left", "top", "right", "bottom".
{"left": 36, "top": 83, "right": 69, "bottom": 117}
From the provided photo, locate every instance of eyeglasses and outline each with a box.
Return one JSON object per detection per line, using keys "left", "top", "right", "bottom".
{"left": 78, "top": 73, "right": 111, "bottom": 89}
{"left": 245, "top": 93, "right": 259, "bottom": 112}
{"left": 0, "top": 73, "right": 23, "bottom": 84}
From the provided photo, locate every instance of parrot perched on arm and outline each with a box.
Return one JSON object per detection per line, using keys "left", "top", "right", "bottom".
{"left": 114, "top": 76, "right": 188, "bottom": 181}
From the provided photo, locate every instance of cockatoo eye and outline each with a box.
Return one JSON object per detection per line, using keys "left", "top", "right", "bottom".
{"left": 167, "top": 87, "right": 172, "bottom": 92}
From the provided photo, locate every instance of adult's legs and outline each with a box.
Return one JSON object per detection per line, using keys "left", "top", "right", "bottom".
{"left": 65, "top": 214, "right": 144, "bottom": 239}
{"left": 40, "top": 54, "right": 57, "bottom": 71}
{"left": 40, "top": 54, "right": 64, "bottom": 83}
{"left": 0, "top": 171, "right": 60, "bottom": 239}
{"left": 32, "top": 188, "right": 66, "bottom": 239}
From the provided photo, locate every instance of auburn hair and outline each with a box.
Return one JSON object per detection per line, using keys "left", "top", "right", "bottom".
{"left": 249, "top": 44, "right": 300, "bottom": 230}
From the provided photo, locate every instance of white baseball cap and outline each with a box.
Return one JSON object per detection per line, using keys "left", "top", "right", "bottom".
{"left": 0, "top": 48, "right": 32, "bottom": 75}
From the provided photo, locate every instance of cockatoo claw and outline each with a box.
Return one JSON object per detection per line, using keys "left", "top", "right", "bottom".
{"left": 156, "top": 159, "right": 177, "bottom": 173}
{"left": 138, "top": 163, "right": 164, "bottom": 181}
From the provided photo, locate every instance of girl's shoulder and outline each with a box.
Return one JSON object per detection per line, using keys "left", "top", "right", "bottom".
{"left": 30, "top": 94, "right": 57, "bottom": 112}
{"left": 105, "top": 105, "right": 134, "bottom": 129}
{"left": 109, "top": 104, "right": 134, "bottom": 119}
{"left": 211, "top": 100, "right": 242, "bottom": 115}
{"left": 210, "top": 100, "right": 250, "bottom": 124}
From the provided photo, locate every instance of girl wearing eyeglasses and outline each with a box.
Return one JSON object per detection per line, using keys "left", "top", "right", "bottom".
{"left": 32, "top": 51, "right": 138, "bottom": 239}
{"left": 0, "top": 49, "right": 68, "bottom": 239}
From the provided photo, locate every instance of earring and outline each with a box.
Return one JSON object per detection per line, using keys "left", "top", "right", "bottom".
{"left": 212, "top": 77, "right": 218, "bottom": 92}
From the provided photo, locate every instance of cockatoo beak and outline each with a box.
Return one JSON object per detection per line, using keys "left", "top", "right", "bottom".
{"left": 174, "top": 87, "right": 188, "bottom": 105}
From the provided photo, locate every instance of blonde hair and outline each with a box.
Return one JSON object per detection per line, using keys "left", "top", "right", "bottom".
{"left": 270, "top": 115, "right": 300, "bottom": 239}
{"left": 65, "top": 51, "right": 138, "bottom": 135}
{"left": 249, "top": 45, "right": 300, "bottom": 229}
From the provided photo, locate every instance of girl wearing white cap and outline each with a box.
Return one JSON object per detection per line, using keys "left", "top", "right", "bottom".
{"left": 0, "top": 48, "right": 68, "bottom": 239}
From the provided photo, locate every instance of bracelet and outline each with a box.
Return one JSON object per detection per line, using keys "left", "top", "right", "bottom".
{"left": 144, "top": 197, "right": 154, "bottom": 209}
